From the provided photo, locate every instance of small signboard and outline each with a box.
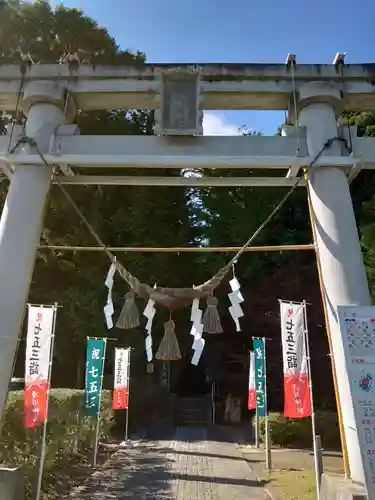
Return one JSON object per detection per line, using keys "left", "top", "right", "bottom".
{"left": 338, "top": 305, "right": 375, "bottom": 498}
{"left": 155, "top": 68, "right": 203, "bottom": 136}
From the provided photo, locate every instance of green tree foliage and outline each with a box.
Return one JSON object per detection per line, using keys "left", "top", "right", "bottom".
{"left": 0, "top": 0, "right": 145, "bottom": 65}
{"left": 344, "top": 112, "right": 375, "bottom": 299}
{"left": 191, "top": 131, "right": 311, "bottom": 283}
{"left": 0, "top": 0, "right": 199, "bottom": 386}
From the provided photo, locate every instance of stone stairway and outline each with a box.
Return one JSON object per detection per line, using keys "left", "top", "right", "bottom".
{"left": 174, "top": 395, "right": 212, "bottom": 425}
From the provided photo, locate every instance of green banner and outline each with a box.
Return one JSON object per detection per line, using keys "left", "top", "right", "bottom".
{"left": 84, "top": 338, "right": 106, "bottom": 416}
{"left": 253, "top": 338, "right": 267, "bottom": 417}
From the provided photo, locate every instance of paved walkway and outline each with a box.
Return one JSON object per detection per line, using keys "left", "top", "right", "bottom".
{"left": 68, "top": 426, "right": 268, "bottom": 499}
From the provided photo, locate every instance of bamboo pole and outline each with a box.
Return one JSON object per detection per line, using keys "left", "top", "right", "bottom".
{"left": 306, "top": 183, "right": 350, "bottom": 478}
{"left": 37, "top": 244, "right": 315, "bottom": 253}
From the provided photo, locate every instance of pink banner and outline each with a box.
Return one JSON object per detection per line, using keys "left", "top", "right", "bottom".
{"left": 280, "top": 301, "right": 311, "bottom": 419}
{"left": 248, "top": 351, "right": 256, "bottom": 410}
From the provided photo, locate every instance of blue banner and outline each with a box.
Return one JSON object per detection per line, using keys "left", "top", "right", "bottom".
{"left": 84, "top": 338, "right": 106, "bottom": 416}
{"left": 253, "top": 338, "right": 267, "bottom": 417}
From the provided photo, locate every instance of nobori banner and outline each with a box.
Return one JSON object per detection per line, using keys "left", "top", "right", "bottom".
{"left": 248, "top": 351, "right": 256, "bottom": 410}
{"left": 24, "top": 306, "right": 55, "bottom": 429}
{"left": 253, "top": 338, "right": 267, "bottom": 417}
{"left": 280, "top": 301, "right": 311, "bottom": 419}
{"left": 113, "top": 347, "right": 130, "bottom": 410}
{"left": 84, "top": 338, "right": 106, "bottom": 417}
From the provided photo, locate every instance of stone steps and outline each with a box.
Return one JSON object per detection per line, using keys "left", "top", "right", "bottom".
{"left": 174, "top": 396, "right": 212, "bottom": 426}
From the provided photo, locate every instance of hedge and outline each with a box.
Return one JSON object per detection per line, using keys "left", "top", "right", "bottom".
{"left": 254, "top": 410, "right": 341, "bottom": 450}
{"left": 0, "top": 389, "right": 114, "bottom": 498}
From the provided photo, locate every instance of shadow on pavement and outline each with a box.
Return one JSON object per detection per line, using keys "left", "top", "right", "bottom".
{"left": 67, "top": 446, "right": 173, "bottom": 499}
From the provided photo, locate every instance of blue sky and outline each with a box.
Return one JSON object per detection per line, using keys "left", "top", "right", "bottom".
{"left": 51, "top": 0, "right": 375, "bottom": 135}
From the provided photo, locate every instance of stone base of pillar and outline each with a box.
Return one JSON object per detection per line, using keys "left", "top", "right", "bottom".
{"left": 320, "top": 473, "right": 366, "bottom": 500}
{"left": 0, "top": 466, "right": 24, "bottom": 500}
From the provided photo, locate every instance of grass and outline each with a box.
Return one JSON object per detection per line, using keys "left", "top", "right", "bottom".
{"left": 0, "top": 389, "right": 114, "bottom": 499}
{"left": 261, "top": 469, "right": 318, "bottom": 500}
{"left": 243, "top": 448, "right": 344, "bottom": 500}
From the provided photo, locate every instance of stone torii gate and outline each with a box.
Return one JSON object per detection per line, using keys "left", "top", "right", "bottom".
{"left": 0, "top": 54, "right": 375, "bottom": 485}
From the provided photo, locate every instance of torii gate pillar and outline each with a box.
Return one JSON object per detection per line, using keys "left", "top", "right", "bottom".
{"left": 298, "top": 82, "right": 371, "bottom": 484}
{"left": 0, "top": 81, "right": 75, "bottom": 422}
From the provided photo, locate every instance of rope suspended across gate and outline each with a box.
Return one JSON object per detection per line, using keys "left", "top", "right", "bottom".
{"left": 3, "top": 55, "right": 353, "bottom": 313}
{"left": 5, "top": 57, "right": 350, "bottom": 311}
{"left": 8, "top": 134, "right": 349, "bottom": 310}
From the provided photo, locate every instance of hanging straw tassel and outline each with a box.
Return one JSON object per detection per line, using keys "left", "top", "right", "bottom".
{"left": 116, "top": 290, "right": 140, "bottom": 329}
{"left": 155, "top": 319, "right": 182, "bottom": 361}
{"left": 203, "top": 295, "right": 223, "bottom": 334}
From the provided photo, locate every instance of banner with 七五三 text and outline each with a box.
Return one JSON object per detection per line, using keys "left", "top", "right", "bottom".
{"left": 112, "top": 347, "right": 130, "bottom": 410}
{"left": 24, "top": 306, "right": 55, "bottom": 429}
{"left": 280, "top": 301, "right": 311, "bottom": 418}
{"left": 84, "top": 338, "right": 106, "bottom": 417}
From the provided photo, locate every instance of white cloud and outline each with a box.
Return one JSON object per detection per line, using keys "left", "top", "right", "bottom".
{"left": 203, "top": 112, "right": 240, "bottom": 136}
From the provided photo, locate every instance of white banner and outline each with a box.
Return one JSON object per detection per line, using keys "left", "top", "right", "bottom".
{"left": 280, "top": 301, "right": 311, "bottom": 418}
{"left": 114, "top": 348, "right": 129, "bottom": 390}
{"left": 249, "top": 351, "right": 255, "bottom": 390}
{"left": 280, "top": 301, "right": 307, "bottom": 376}
{"left": 25, "top": 306, "right": 54, "bottom": 385}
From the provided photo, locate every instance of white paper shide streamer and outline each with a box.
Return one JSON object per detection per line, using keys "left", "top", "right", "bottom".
{"left": 228, "top": 273, "right": 244, "bottom": 331}
{"left": 143, "top": 295, "right": 156, "bottom": 362}
{"left": 190, "top": 298, "right": 205, "bottom": 365}
{"left": 104, "top": 260, "right": 116, "bottom": 329}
